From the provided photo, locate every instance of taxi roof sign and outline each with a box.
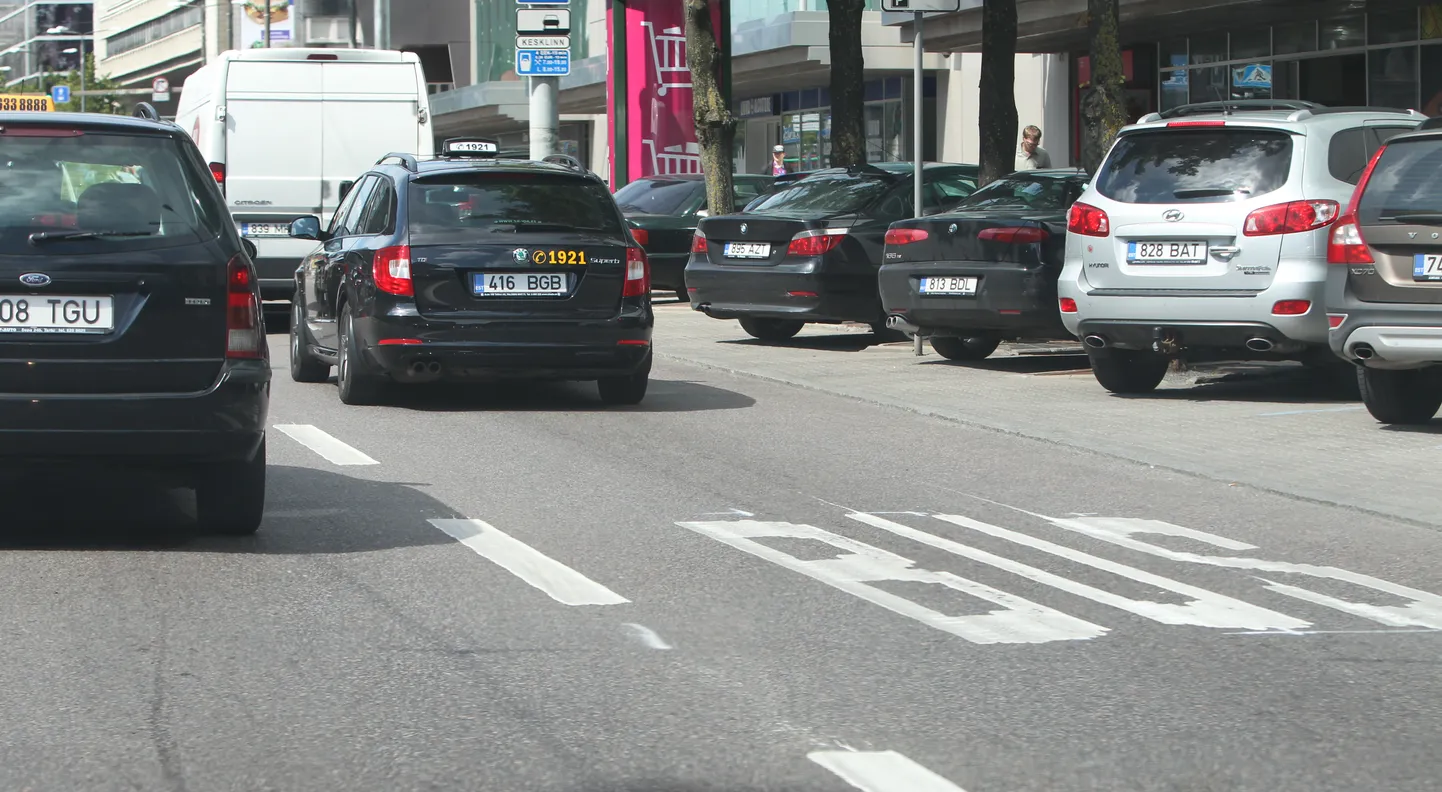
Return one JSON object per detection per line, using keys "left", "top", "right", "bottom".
{"left": 0, "top": 94, "right": 55, "bottom": 112}
{"left": 442, "top": 138, "right": 500, "bottom": 157}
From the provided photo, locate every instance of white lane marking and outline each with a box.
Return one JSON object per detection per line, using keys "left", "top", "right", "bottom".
{"left": 266, "top": 507, "right": 347, "bottom": 518}
{"left": 622, "top": 623, "right": 673, "bottom": 650}
{"left": 809, "top": 750, "right": 968, "bottom": 792}
{"left": 272, "top": 424, "right": 378, "bottom": 466}
{"left": 913, "top": 512, "right": 1309, "bottom": 631}
{"left": 428, "top": 519, "right": 629, "bottom": 606}
{"left": 1228, "top": 628, "right": 1442, "bottom": 636}
{"left": 1256, "top": 406, "right": 1365, "bottom": 417}
{"left": 677, "top": 520, "right": 1107, "bottom": 645}
{"left": 697, "top": 508, "right": 755, "bottom": 517}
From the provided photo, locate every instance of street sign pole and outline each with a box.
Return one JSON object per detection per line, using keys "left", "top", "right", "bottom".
{"left": 913, "top": 9, "right": 923, "bottom": 219}
{"left": 518, "top": 1, "right": 570, "bottom": 161}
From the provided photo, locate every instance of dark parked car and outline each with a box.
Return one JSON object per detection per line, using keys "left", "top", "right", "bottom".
{"left": 742, "top": 169, "right": 821, "bottom": 211}
{"left": 0, "top": 107, "right": 270, "bottom": 534}
{"left": 879, "top": 169, "right": 1089, "bottom": 360}
{"left": 613, "top": 173, "right": 774, "bottom": 301}
{"left": 686, "top": 162, "right": 980, "bottom": 342}
{"left": 287, "top": 138, "right": 654, "bottom": 406}
{"left": 1325, "top": 116, "right": 1442, "bottom": 425}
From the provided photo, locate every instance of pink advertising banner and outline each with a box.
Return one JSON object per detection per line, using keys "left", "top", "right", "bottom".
{"left": 606, "top": 0, "right": 722, "bottom": 186}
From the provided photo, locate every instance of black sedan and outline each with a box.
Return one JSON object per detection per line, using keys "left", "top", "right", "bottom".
{"left": 686, "top": 162, "right": 979, "bottom": 342}
{"left": 613, "top": 174, "right": 774, "bottom": 301}
{"left": 878, "top": 168, "right": 1088, "bottom": 360}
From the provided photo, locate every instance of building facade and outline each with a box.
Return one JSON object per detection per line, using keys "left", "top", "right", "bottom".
{"left": 0, "top": 1, "right": 93, "bottom": 90}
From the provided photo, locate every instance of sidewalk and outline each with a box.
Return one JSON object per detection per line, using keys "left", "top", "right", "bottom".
{"left": 653, "top": 299, "right": 1442, "bottom": 529}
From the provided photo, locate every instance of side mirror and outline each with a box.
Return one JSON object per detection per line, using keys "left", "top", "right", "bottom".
{"left": 290, "top": 216, "right": 323, "bottom": 240}
{"left": 241, "top": 238, "right": 258, "bottom": 259}
{"left": 339, "top": 180, "right": 354, "bottom": 201}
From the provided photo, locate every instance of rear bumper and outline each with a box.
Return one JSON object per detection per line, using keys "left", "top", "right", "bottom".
{"left": 0, "top": 360, "right": 270, "bottom": 462}
{"left": 1325, "top": 270, "right": 1442, "bottom": 369}
{"left": 877, "top": 261, "right": 1069, "bottom": 339}
{"left": 685, "top": 257, "right": 881, "bottom": 324}
{"left": 355, "top": 311, "right": 653, "bottom": 382}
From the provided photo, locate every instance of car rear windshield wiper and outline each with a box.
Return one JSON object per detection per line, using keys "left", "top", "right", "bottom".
{"left": 483, "top": 222, "right": 612, "bottom": 234}
{"left": 1172, "top": 188, "right": 1252, "bottom": 199}
{"left": 1378, "top": 210, "right": 1442, "bottom": 226}
{"left": 29, "top": 230, "right": 155, "bottom": 244}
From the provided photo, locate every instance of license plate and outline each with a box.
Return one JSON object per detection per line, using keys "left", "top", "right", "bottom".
{"left": 473, "top": 272, "right": 569, "bottom": 296}
{"left": 723, "top": 242, "right": 771, "bottom": 259}
{"left": 241, "top": 223, "right": 290, "bottom": 238}
{"left": 1414, "top": 253, "right": 1442, "bottom": 281}
{"left": 1128, "top": 241, "right": 1207, "bottom": 264}
{"left": 919, "top": 276, "right": 978, "bottom": 295}
{"left": 0, "top": 295, "right": 114, "bottom": 334}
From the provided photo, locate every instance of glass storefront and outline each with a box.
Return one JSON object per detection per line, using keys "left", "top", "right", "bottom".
{"left": 1154, "top": 4, "right": 1442, "bottom": 113}
{"left": 736, "top": 77, "right": 930, "bottom": 173}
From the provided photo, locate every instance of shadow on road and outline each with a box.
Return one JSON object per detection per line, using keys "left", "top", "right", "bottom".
{"left": 0, "top": 464, "right": 459, "bottom": 553}
{"left": 921, "top": 352, "right": 1092, "bottom": 374}
{"left": 1113, "top": 363, "right": 1362, "bottom": 405}
{"left": 717, "top": 332, "right": 881, "bottom": 352}
{"left": 388, "top": 378, "right": 755, "bottom": 413}
{"left": 1380, "top": 421, "right": 1442, "bottom": 435}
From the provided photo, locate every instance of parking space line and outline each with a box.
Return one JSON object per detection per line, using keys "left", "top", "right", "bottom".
{"left": 273, "top": 424, "right": 379, "bottom": 466}
{"left": 808, "top": 750, "right": 967, "bottom": 792}
{"left": 428, "top": 519, "right": 630, "bottom": 606}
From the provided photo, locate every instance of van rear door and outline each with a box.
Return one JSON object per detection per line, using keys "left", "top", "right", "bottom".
{"left": 320, "top": 62, "right": 427, "bottom": 221}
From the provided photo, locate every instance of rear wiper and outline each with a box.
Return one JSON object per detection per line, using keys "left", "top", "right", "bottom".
{"left": 1172, "top": 188, "right": 1251, "bottom": 199}
{"left": 485, "top": 222, "right": 610, "bottom": 233}
{"left": 29, "top": 230, "right": 154, "bottom": 244}
{"left": 1379, "top": 211, "right": 1442, "bottom": 226}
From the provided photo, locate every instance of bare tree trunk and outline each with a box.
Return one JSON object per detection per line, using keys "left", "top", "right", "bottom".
{"left": 1080, "top": 0, "right": 1127, "bottom": 175}
{"left": 978, "top": 0, "right": 1019, "bottom": 187}
{"left": 827, "top": 0, "right": 867, "bottom": 168}
{"left": 684, "top": 0, "right": 735, "bottom": 215}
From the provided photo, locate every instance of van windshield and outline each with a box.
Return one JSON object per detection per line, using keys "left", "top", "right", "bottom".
{"left": 0, "top": 130, "right": 226, "bottom": 254}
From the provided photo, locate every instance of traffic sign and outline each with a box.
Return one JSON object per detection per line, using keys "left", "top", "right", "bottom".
{"left": 517, "top": 8, "right": 569, "bottom": 34}
{"left": 515, "top": 49, "right": 570, "bottom": 77}
{"left": 516, "top": 35, "right": 569, "bottom": 49}
{"left": 152, "top": 77, "right": 171, "bottom": 103}
{"left": 50, "top": 85, "right": 69, "bottom": 104}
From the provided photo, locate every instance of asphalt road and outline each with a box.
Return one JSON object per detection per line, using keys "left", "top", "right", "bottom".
{"left": 3, "top": 316, "right": 1441, "bottom": 791}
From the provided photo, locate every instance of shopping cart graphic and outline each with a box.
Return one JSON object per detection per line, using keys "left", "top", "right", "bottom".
{"left": 641, "top": 21, "right": 691, "bottom": 97}
{"left": 643, "top": 139, "right": 703, "bottom": 176}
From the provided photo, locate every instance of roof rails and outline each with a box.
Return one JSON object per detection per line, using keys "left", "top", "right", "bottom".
{"left": 1148, "top": 99, "right": 1321, "bottom": 122}
{"left": 1416, "top": 116, "right": 1442, "bottom": 131}
{"left": 541, "top": 153, "right": 586, "bottom": 173}
{"left": 376, "top": 152, "right": 420, "bottom": 172}
{"left": 1285, "top": 106, "right": 1429, "bottom": 121}
{"left": 133, "top": 102, "right": 161, "bottom": 121}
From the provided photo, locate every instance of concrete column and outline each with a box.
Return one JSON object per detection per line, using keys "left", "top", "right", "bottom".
{"left": 529, "top": 76, "right": 559, "bottom": 160}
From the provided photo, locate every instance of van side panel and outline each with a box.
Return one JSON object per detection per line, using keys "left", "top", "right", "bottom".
{"left": 318, "top": 62, "right": 429, "bottom": 216}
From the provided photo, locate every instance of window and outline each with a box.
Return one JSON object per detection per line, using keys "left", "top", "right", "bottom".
{"left": 957, "top": 174, "right": 1085, "bottom": 212}
{"left": 923, "top": 169, "right": 980, "bottom": 211}
{"left": 1355, "top": 138, "right": 1442, "bottom": 223}
{"left": 406, "top": 174, "right": 624, "bottom": 237}
{"left": 1368, "top": 8, "right": 1418, "bottom": 45}
{"left": 1274, "top": 21, "right": 1317, "bottom": 55}
{"left": 612, "top": 178, "right": 701, "bottom": 215}
{"left": 1230, "top": 29, "right": 1270, "bottom": 60}
{"left": 0, "top": 130, "right": 225, "bottom": 254}
{"left": 330, "top": 176, "right": 375, "bottom": 237}
{"left": 1423, "top": 45, "right": 1442, "bottom": 115}
{"left": 357, "top": 180, "right": 396, "bottom": 236}
{"left": 1094, "top": 129, "right": 1294, "bottom": 205}
{"left": 746, "top": 171, "right": 894, "bottom": 215}
{"left": 1320, "top": 13, "right": 1365, "bottom": 50}
{"left": 1369, "top": 47, "right": 1417, "bottom": 110}
{"left": 1328, "top": 128, "right": 1370, "bottom": 184}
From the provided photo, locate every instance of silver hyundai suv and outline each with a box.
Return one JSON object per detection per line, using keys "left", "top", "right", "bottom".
{"left": 1057, "top": 100, "right": 1426, "bottom": 394}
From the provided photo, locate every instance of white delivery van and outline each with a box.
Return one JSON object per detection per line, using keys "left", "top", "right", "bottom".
{"left": 176, "top": 48, "right": 434, "bottom": 303}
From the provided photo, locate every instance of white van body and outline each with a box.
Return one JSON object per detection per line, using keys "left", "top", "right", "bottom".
{"left": 176, "top": 48, "right": 434, "bottom": 302}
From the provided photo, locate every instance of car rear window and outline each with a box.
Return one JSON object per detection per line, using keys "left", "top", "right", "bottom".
{"left": 746, "top": 173, "right": 893, "bottom": 215}
{"left": 407, "top": 174, "right": 625, "bottom": 236}
{"left": 612, "top": 178, "right": 699, "bottom": 215}
{"left": 1355, "top": 137, "right": 1442, "bottom": 225}
{"left": 0, "top": 129, "right": 228, "bottom": 254}
{"left": 955, "top": 174, "right": 1084, "bottom": 212}
{"left": 1093, "top": 129, "right": 1294, "bottom": 204}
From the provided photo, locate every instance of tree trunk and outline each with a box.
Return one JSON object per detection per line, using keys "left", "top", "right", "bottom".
{"left": 684, "top": 0, "right": 736, "bottom": 215}
{"left": 977, "top": 0, "right": 1019, "bottom": 187}
{"left": 1080, "top": 0, "right": 1128, "bottom": 176}
{"left": 827, "top": 0, "right": 868, "bottom": 168}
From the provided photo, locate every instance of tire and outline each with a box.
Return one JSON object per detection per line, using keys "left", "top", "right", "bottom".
{"left": 598, "top": 352, "right": 651, "bottom": 405}
{"left": 739, "top": 318, "right": 804, "bottom": 342}
{"left": 1358, "top": 366, "right": 1442, "bottom": 425}
{"left": 930, "top": 335, "right": 1001, "bottom": 361}
{"left": 289, "top": 295, "right": 330, "bottom": 383}
{"left": 195, "top": 437, "right": 266, "bottom": 536}
{"left": 336, "top": 302, "right": 385, "bottom": 406}
{"left": 1086, "top": 346, "right": 1170, "bottom": 394}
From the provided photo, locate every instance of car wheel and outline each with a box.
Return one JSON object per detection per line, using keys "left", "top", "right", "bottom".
{"left": 739, "top": 318, "right": 804, "bottom": 342}
{"left": 336, "top": 303, "right": 385, "bottom": 406}
{"left": 289, "top": 295, "right": 330, "bottom": 383}
{"left": 598, "top": 352, "right": 652, "bottom": 405}
{"left": 1358, "top": 366, "right": 1442, "bottom": 425}
{"left": 930, "top": 335, "right": 1001, "bottom": 361}
{"left": 1086, "top": 346, "right": 1170, "bottom": 394}
{"left": 195, "top": 437, "right": 266, "bottom": 536}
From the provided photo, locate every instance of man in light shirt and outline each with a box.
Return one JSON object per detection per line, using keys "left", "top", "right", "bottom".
{"left": 1015, "top": 125, "right": 1052, "bottom": 170}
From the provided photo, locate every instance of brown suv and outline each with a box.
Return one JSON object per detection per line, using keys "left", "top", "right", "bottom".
{"left": 1326, "top": 116, "right": 1442, "bottom": 425}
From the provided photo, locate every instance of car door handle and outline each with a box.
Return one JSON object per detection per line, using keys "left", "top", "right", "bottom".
{"left": 1210, "top": 245, "right": 1240, "bottom": 259}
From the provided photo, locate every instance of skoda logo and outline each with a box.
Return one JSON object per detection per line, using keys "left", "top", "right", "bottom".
{"left": 19, "top": 273, "right": 51, "bottom": 287}
{"left": 1163, "top": 209, "right": 1184, "bottom": 222}
{"left": 740, "top": 223, "right": 748, "bottom": 235}
{"left": 512, "top": 248, "right": 528, "bottom": 263}
{"left": 948, "top": 223, "right": 958, "bottom": 235}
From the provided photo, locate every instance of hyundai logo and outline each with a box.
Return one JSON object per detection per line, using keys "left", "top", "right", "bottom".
{"left": 1163, "top": 209, "right": 1184, "bottom": 222}
{"left": 19, "top": 273, "right": 51, "bottom": 287}
{"left": 740, "top": 223, "right": 748, "bottom": 235}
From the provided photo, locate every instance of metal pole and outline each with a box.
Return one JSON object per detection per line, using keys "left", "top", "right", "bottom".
{"left": 264, "top": 0, "right": 271, "bottom": 47}
{"left": 912, "top": 10, "right": 923, "bottom": 218}
{"left": 610, "top": 0, "right": 628, "bottom": 188}
{"left": 373, "top": 0, "right": 390, "bottom": 49}
{"left": 349, "top": 0, "right": 359, "bottom": 47}
{"left": 529, "top": 75, "right": 559, "bottom": 160}
{"left": 80, "top": 39, "right": 86, "bottom": 113}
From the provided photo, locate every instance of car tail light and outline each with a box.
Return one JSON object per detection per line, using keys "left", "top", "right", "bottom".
{"left": 1243, "top": 200, "right": 1339, "bottom": 236}
{"left": 1328, "top": 314, "right": 1346, "bottom": 330}
{"left": 884, "top": 228, "right": 929, "bottom": 245}
{"left": 1166, "top": 120, "right": 1226, "bottom": 127}
{"left": 1272, "top": 299, "right": 1311, "bottom": 316}
{"left": 1066, "top": 202, "right": 1109, "bottom": 237}
{"left": 630, "top": 227, "right": 649, "bottom": 246}
{"left": 1326, "top": 215, "right": 1374, "bottom": 264}
{"left": 691, "top": 229, "right": 707, "bottom": 254}
{"left": 788, "top": 230, "right": 847, "bottom": 257}
{"left": 1059, "top": 297, "right": 1078, "bottom": 313}
{"left": 209, "top": 161, "right": 225, "bottom": 188}
{"left": 978, "top": 226, "right": 1050, "bottom": 244}
{"left": 373, "top": 245, "right": 414, "bottom": 295}
{"left": 623, "top": 246, "right": 650, "bottom": 297}
{"left": 225, "top": 255, "right": 264, "bottom": 359}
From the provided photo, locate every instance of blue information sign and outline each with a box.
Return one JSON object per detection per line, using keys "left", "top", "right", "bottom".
{"left": 50, "top": 85, "right": 70, "bottom": 104}
{"left": 515, "top": 49, "right": 571, "bottom": 76}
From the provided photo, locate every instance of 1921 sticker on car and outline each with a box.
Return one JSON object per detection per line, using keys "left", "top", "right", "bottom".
{"left": 0, "top": 296, "right": 114, "bottom": 333}
{"left": 1414, "top": 253, "right": 1442, "bottom": 282}
{"left": 531, "top": 249, "right": 589, "bottom": 266}
{"left": 473, "top": 272, "right": 569, "bottom": 296}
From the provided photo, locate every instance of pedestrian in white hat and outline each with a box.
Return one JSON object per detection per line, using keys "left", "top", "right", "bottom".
{"left": 769, "top": 145, "right": 788, "bottom": 176}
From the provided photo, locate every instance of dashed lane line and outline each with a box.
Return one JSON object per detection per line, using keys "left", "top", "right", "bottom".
{"left": 809, "top": 750, "right": 968, "bottom": 791}
{"left": 272, "top": 424, "right": 379, "bottom": 466}
{"left": 429, "top": 518, "right": 630, "bottom": 606}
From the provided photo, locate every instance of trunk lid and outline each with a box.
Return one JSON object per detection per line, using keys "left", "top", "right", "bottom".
{"left": 696, "top": 214, "right": 849, "bottom": 266}
{"left": 1352, "top": 136, "right": 1442, "bottom": 304}
{"left": 625, "top": 213, "right": 699, "bottom": 257}
{"left": 887, "top": 212, "right": 1066, "bottom": 266}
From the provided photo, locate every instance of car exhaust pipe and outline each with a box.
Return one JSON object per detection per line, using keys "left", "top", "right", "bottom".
{"left": 427, "top": 361, "right": 442, "bottom": 375}
{"left": 887, "top": 315, "right": 922, "bottom": 335}
{"left": 408, "top": 360, "right": 428, "bottom": 376}
{"left": 1353, "top": 344, "right": 1375, "bottom": 360}
{"left": 1245, "top": 337, "right": 1274, "bottom": 352}
{"left": 1083, "top": 334, "right": 1107, "bottom": 349}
